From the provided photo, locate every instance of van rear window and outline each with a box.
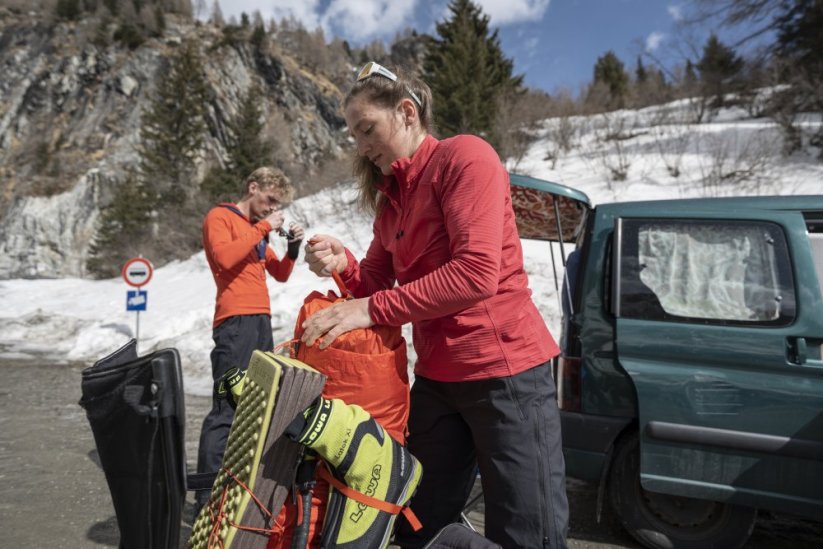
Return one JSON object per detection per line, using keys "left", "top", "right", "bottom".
{"left": 616, "top": 219, "right": 795, "bottom": 326}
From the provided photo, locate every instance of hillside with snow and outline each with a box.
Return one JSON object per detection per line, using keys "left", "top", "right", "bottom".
{"left": 1, "top": 96, "right": 820, "bottom": 396}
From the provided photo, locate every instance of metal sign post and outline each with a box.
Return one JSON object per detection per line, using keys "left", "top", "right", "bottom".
{"left": 122, "top": 257, "right": 153, "bottom": 352}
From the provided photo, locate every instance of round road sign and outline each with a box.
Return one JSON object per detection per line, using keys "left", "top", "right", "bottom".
{"left": 122, "top": 257, "right": 153, "bottom": 287}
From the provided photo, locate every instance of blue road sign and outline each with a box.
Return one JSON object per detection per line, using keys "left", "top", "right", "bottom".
{"left": 126, "top": 290, "right": 147, "bottom": 311}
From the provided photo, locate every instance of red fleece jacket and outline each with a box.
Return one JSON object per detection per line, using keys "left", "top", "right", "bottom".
{"left": 340, "top": 134, "right": 559, "bottom": 382}
{"left": 203, "top": 204, "right": 295, "bottom": 328}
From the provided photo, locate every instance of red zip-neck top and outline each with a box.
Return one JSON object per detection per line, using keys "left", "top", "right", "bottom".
{"left": 339, "top": 134, "right": 558, "bottom": 382}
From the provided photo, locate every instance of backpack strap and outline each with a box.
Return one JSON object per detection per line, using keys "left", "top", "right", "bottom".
{"left": 220, "top": 203, "right": 246, "bottom": 218}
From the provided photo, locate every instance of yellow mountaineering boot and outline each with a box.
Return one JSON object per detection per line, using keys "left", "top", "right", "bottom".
{"left": 287, "top": 397, "right": 423, "bottom": 548}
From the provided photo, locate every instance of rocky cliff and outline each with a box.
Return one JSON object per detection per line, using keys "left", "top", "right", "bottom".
{"left": 0, "top": 8, "right": 350, "bottom": 278}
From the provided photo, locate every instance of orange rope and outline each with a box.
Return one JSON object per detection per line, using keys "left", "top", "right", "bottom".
{"left": 273, "top": 338, "right": 299, "bottom": 354}
{"left": 204, "top": 467, "right": 278, "bottom": 548}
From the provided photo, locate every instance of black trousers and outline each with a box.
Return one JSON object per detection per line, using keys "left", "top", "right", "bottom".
{"left": 195, "top": 314, "right": 274, "bottom": 502}
{"left": 395, "top": 362, "right": 569, "bottom": 549}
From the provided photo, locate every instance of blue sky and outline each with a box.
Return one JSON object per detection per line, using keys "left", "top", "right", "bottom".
{"left": 496, "top": 0, "right": 688, "bottom": 93}
{"left": 215, "top": 0, "right": 768, "bottom": 94}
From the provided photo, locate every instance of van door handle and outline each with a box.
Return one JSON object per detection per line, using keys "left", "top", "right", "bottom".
{"left": 788, "top": 337, "right": 823, "bottom": 367}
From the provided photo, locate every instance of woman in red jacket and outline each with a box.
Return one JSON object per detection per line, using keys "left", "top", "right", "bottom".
{"left": 302, "top": 62, "right": 569, "bottom": 549}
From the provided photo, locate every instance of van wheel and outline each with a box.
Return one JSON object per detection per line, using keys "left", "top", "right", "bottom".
{"left": 608, "top": 432, "right": 756, "bottom": 549}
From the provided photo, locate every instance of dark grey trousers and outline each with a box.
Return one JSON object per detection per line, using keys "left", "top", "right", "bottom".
{"left": 194, "top": 314, "right": 274, "bottom": 505}
{"left": 395, "top": 362, "right": 569, "bottom": 549}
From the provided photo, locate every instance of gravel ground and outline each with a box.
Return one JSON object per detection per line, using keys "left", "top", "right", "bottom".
{"left": 0, "top": 358, "right": 820, "bottom": 548}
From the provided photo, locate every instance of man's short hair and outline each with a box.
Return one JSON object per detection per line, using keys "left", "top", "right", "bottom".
{"left": 244, "top": 167, "right": 294, "bottom": 202}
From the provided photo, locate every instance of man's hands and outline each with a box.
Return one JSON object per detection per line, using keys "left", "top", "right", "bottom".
{"left": 304, "top": 235, "right": 348, "bottom": 277}
{"left": 263, "top": 209, "right": 285, "bottom": 233}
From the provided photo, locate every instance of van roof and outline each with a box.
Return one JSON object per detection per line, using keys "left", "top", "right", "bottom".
{"left": 507, "top": 172, "right": 823, "bottom": 240}
{"left": 596, "top": 195, "right": 823, "bottom": 215}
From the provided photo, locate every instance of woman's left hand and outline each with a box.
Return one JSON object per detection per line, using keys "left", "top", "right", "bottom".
{"left": 301, "top": 297, "right": 374, "bottom": 349}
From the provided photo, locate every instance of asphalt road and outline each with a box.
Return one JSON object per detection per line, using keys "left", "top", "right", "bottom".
{"left": 0, "top": 359, "right": 820, "bottom": 548}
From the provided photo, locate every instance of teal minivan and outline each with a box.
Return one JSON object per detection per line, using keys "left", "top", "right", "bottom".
{"left": 509, "top": 174, "right": 823, "bottom": 549}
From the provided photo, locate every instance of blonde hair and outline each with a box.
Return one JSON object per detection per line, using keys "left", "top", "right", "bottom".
{"left": 243, "top": 166, "right": 294, "bottom": 203}
{"left": 344, "top": 65, "right": 434, "bottom": 214}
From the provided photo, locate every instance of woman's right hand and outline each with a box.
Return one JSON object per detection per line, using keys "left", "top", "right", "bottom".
{"left": 305, "top": 235, "right": 348, "bottom": 277}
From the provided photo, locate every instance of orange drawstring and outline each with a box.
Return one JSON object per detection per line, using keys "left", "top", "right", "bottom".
{"left": 203, "top": 467, "right": 278, "bottom": 548}
{"left": 272, "top": 338, "right": 299, "bottom": 355}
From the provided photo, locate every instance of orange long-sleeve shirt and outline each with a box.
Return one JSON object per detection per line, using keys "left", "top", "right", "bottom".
{"left": 203, "top": 203, "right": 296, "bottom": 327}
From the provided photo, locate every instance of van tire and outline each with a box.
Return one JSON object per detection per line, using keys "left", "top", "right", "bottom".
{"left": 608, "top": 432, "right": 756, "bottom": 549}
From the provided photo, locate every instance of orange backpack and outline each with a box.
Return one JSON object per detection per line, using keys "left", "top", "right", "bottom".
{"left": 291, "top": 271, "right": 410, "bottom": 443}
{"left": 266, "top": 274, "right": 411, "bottom": 549}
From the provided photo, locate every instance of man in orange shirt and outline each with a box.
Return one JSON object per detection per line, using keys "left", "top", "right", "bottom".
{"left": 194, "top": 166, "right": 304, "bottom": 513}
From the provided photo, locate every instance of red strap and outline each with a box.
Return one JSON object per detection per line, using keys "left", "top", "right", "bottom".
{"left": 330, "top": 270, "right": 352, "bottom": 299}
{"left": 402, "top": 503, "right": 423, "bottom": 532}
{"left": 316, "top": 463, "right": 422, "bottom": 531}
{"left": 307, "top": 238, "right": 352, "bottom": 299}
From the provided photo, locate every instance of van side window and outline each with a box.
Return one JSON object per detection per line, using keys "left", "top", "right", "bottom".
{"left": 617, "top": 219, "right": 795, "bottom": 325}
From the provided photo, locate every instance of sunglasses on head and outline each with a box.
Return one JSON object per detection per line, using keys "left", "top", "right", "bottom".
{"left": 356, "top": 61, "right": 423, "bottom": 107}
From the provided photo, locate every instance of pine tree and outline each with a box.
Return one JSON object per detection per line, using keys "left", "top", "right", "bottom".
{"left": 203, "top": 84, "right": 274, "bottom": 202}
{"left": 635, "top": 56, "right": 648, "bottom": 84}
{"left": 593, "top": 51, "right": 629, "bottom": 107}
{"left": 225, "top": 85, "right": 271, "bottom": 177}
{"left": 154, "top": 5, "right": 166, "bottom": 34}
{"left": 776, "top": 0, "right": 823, "bottom": 79}
{"left": 684, "top": 60, "right": 698, "bottom": 86}
{"left": 87, "top": 172, "right": 155, "bottom": 278}
{"left": 55, "top": 0, "right": 81, "bottom": 20}
{"left": 650, "top": 68, "right": 670, "bottom": 99}
{"left": 775, "top": 0, "right": 823, "bottom": 150}
{"left": 697, "top": 34, "right": 744, "bottom": 107}
{"left": 633, "top": 57, "right": 671, "bottom": 107}
{"left": 689, "top": 0, "right": 822, "bottom": 149}
{"left": 89, "top": 39, "right": 210, "bottom": 276}
{"left": 250, "top": 22, "right": 267, "bottom": 49}
{"left": 103, "top": 0, "right": 119, "bottom": 15}
{"left": 210, "top": 0, "right": 223, "bottom": 26}
{"left": 138, "top": 38, "right": 209, "bottom": 205}
{"left": 422, "top": 0, "right": 523, "bottom": 148}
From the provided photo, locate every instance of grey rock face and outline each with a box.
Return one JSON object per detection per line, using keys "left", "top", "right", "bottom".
{"left": 0, "top": 171, "right": 105, "bottom": 278}
{"left": 0, "top": 13, "right": 348, "bottom": 279}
